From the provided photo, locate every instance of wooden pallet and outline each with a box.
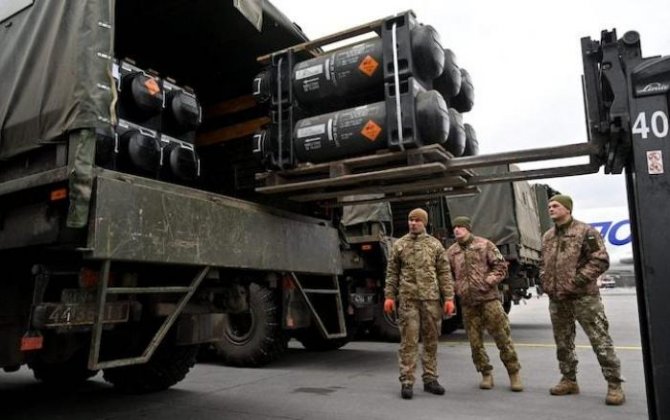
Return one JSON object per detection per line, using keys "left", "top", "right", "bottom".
{"left": 255, "top": 144, "right": 476, "bottom": 204}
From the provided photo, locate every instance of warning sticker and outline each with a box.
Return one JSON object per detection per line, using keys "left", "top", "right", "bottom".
{"left": 144, "top": 77, "right": 161, "bottom": 96}
{"left": 358, "top": 55, "right": 379, "bottom": 77}
{"left": 647, "top": 150, "right": 664, "bottom": 174}
{"left": 361, "top": 120, "right": 382, "bottom": 142}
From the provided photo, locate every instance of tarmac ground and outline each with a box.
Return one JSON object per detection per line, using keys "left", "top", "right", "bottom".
{"left": 1, "top": 288, "right": 647, "bottom": 420}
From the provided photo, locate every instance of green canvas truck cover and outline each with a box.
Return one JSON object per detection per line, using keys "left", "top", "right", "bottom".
{"left": 446, "top": 164, "right": 542, "bottom": 261}
{"left": 0, "top": 0, "right": 307, "bottom": 161}
{"left": 0, "top": 1, "right": 113, "bottom": 161}
{"left": 341, "top": 195, "right": 393, "bottom": 227}
{"left": 533, "top": 183, "right": 555, "bottom": 235}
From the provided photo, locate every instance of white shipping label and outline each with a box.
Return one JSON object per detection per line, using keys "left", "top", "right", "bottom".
{"left": 295, "top": 64, "right": 323, "bottom": 80}
{"left": 297, "top": 124, "right": 326, "bottom": 138}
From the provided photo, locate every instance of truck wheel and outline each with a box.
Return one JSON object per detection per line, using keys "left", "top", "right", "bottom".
{"left": 296, "top": 330, "right": 350, "bottom": 351}
{"left": 214, "top": 282, "right": 285, "bottom": 367}
{"left": 102, "top": 341, "right": 198, "bottom": 394}
{"left": 29, "top": 349, "right": 99, "bottom": 386}
{"left": 295, "top": 319, "right": 356, "bottom": 352}
{"left": 373, "top": 302, "right": 400, "bottom": 342}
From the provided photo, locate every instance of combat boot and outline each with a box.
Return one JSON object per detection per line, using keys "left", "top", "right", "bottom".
{"left": 423, "top": 380, "right": 445, "bottom": 395}
{"left": 509, "top": 371, "right": 523, "bottom": 392}
{"left": 549, "top": 378, "right": 580, "bottom": 395}
{"left": 605, "top": 382, "right": 626, "bottom": 405}
{"left": 401, "top": 384, "right": 413, "bottom": 399}
{"left": 480, "top": 372, "right": 494, "bottom": 389}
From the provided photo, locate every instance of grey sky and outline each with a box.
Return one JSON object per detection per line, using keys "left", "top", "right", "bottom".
{"left": 271, "top": 0, "right": 670, "bottom": 210}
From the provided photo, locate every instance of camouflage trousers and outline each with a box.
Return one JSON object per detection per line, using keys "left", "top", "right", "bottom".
{"left": 549, "top": 295, "right": 622, "bottom": 382}
{"left": 397, "top": 299, "right": 442, "bottom": 385}
{"left": 462, "top": 300, "right": 520, "bottom": 374}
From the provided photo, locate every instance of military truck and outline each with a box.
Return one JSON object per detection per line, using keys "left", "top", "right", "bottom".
{"left": 0, "top": 0, "right": 359, "bottom": 389}
{"left": 534, "top": 184, "right": 562, "bottom": 231}
{"left": 2, "top": 0, "right": 481, "bottom": 381}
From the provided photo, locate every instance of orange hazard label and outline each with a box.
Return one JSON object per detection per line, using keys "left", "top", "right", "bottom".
{"left": 358, "top": 55, "right": 379, "bottom": 77}
{"left": 361, "top": 120, "right": 382, "bottom": 142}
{"left": 144, "top": 78, "right": 161, "bottom": 96}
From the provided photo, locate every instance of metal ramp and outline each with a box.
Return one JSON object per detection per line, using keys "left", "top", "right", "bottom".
{"left": 290, "top": 273, "right": 347, "bottom": 339}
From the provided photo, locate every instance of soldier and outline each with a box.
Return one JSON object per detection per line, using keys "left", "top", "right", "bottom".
{"left": 384, "top": 208, "right": 455, "bottom": 400}
{"left": 446, "top": 216, "right": 523, "bottom": 392}
{"left": 541, "top": 194, "right": 625, "bottom": 405}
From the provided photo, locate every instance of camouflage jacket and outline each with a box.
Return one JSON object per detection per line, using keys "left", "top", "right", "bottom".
{"left": 446, "top": 235, "right": 508, "bottom": 306}
{"left": 384, "top": 232, "right": 454, "bottom": 301}
{"left": 540, "top": 218, "right": 609, "bottom": 300}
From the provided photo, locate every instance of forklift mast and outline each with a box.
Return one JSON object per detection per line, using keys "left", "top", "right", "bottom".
{"left": 582, "top": 29, "right": 670, "bottom": 420}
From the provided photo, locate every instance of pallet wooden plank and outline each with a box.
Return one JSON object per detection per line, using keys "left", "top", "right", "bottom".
{"left": 340, "top": 149, "right": 410, "bottom": 169}
{"left": 256, "top": 162, "right": 446, "bottom": 194}
{"left": 205, "top": 95, "right": 257, "bottom": 118}
{"left": 257, "top": 17, "right": 384, "bottom": 64}
{"left": 282, "top": 150, "right": 405, "bottom": 177}
{"left": 267, "top": 144, "right": 451, "bottom": 179}
{"left": 329, "top": 162, "right": 350, "bottom": 178}
{"left": 422, "top": 146, "right": 452, "bottom": 162}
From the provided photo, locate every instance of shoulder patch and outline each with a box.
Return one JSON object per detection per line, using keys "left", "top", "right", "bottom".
{"left": 586, "top": 234, "right": 599, "bottom": 252}
{"left": 493, "top": 247, "right": 505, "bottom": 261}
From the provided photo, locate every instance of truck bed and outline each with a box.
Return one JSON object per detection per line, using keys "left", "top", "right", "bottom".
{"left": 88, "top": 170, "right": 341, "bottom": 275}
{"left": 0, "top": 168, "right": 341, "bottom": 276}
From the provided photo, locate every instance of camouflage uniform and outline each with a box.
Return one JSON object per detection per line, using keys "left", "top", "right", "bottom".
{"left": 385, "top": 232, "right": 454, "bottom": 386}
{"left": 541, "top": 218, "right": 622, "bottom": 383}
{"left": 447, "top": 235, "right": 520, "bottom": 374}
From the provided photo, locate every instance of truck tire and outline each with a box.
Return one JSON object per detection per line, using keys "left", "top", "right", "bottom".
{"left": 373, "top": 302, "right": 400, "bottom": 342}
{"left": 296, "top": 330, "right": 350, "bottom": 352}
{"left": 214, "top": 282, "right": 285, "bottom": 367}
{"left": 102, "top": 341, "right": 198, "bottom": 394}
{"left": 29, "top": 349, "right": 99, "bottom": 386}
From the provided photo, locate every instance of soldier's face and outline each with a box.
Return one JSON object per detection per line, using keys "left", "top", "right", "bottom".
{"left": 408, "top": 217, "right": 425, "bottom": 234}
{"left": 453, "top": 226, "right": 470, "bottom": 240}
{"left": 548, "top": 201, "right": 570, "bottom": 221}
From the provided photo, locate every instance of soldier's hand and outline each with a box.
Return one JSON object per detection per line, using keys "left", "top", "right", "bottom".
{"left": 383, "top": 298, "right": 395, "bottom": 314}
{"left": 444, "top": 300, "right": 455, "bottom": 316}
